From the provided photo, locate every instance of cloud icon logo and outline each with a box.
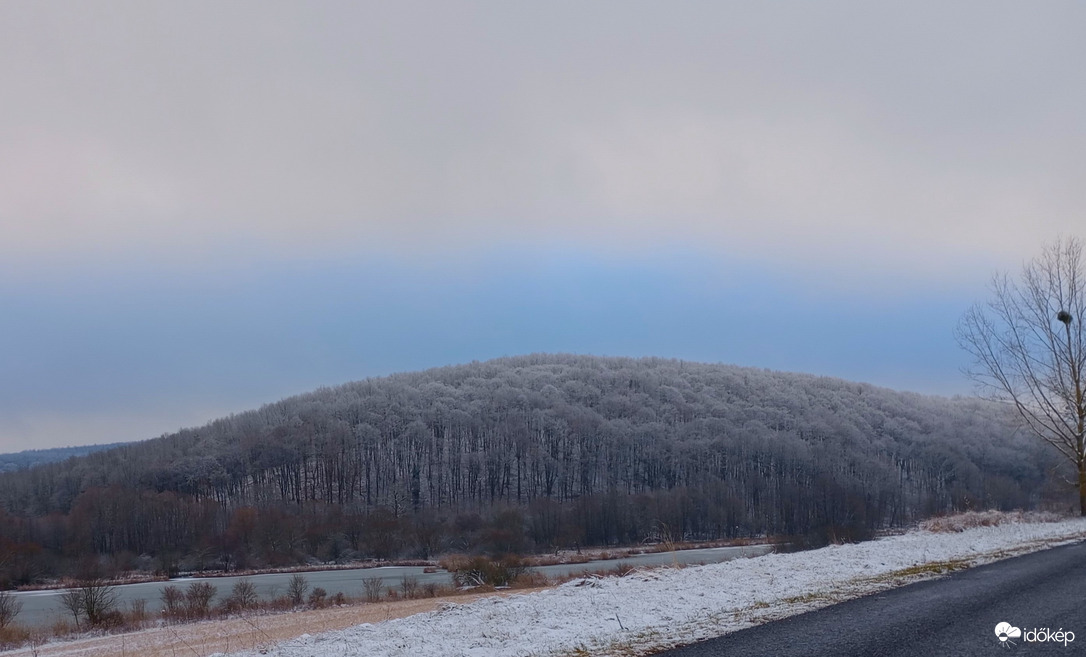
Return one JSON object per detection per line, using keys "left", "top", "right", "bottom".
{"left": 996, "top": 622, "right": 1022, "bottom": 645}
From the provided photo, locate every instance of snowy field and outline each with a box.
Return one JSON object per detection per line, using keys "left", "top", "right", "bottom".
{"left": 213, "top": 516, "right": 1086, "bottom": 657}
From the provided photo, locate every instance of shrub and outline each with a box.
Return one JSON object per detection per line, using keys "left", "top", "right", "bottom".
{"left": 286, "top": 574, "right": 309, "bottom": 606}
{"left": 399, "top": 575, "right": 419, "bottom": 599}
{"left": 362, "top": 577, "right": 383, "bottom": 602}
{"left": 184, "top": 582, "right": 217, "bottom": 619}
{"left": 0, "top": 624, "right": 31, "bottom": 650}
{"left": 514, "top": 570, "right": 551, "bottom": 588}
{"left": 161, "top": 585, "right": 184, "bottom": 622}
{"left": 226, "top": 579, "right": 258, "bottom": 611}
{"left": 128, "top": 598, "right": 149, "bottom": 626}
{"left": 57, "top": 579, "right": 119, "bottom": 629}
{"left": 307, "top": 587, "right": 328, "bottom": 608}
{"left": 445, "top": 555, "right": 526, "bottom": 588}
{"left": 94, "top": 610, "right": 125, "bottom": 629}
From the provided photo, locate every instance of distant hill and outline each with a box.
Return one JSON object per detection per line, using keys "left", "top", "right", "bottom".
{"left": 0, "top": 354, "right": 1062, "bottom": 583}
{"left": 0, "top": 442, "right": 130, "bottom": 473}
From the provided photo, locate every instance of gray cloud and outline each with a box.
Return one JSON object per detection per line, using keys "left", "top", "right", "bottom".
{"left": 1, "top": 1, "right": 1082, "bottom": 272}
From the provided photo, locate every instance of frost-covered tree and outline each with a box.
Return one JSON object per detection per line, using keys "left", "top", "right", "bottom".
{"left": 0, "top": 354, "right": 1054, "bottom": 578}
{"left": 959, "top": 236, "right": 1086, "bottom": 514}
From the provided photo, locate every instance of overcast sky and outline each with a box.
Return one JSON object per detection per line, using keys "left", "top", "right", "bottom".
{"left": 2, "top": 1, "right": 1083, "bottom": 451}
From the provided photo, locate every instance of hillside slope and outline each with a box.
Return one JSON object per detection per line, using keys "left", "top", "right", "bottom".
{"left": 0, "top": 355, "right": 1058, "bottom": 582}
{"left": 0, "top": 443, "right": 129, "bottom": 474}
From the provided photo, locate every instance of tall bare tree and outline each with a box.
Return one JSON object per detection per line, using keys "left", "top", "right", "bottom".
{"left": 958, "top": 237, "right": 1086, "bottom": 514}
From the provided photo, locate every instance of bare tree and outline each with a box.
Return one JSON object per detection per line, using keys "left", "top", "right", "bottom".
{"left": 184, "top": 582, "right": 217, "bottom": 619}
{"left": 226, "top": 579, "right": 258, "bottom": 611}
{"left": 59, "top": 579, "right": 120, "bottom": 628}
{"left": 58, "top": 588, "right": 85, "bottom": 629}
{"left": 361, "top": 577, "right": 383, "bottom": 603}
{"left": 160, "top": 585, "right": 183, "bottom": 622}
{"left": 0, "top": 590, "right": 22, "bottom": 630}
{"left": 958, "top": 236, "right": 1086, "bottom": 514}
{"left": 285, "top": 574, "right": 308, "bottom": 607}
{"left": 399, "top": 575, "right": 419, "bottom": 599}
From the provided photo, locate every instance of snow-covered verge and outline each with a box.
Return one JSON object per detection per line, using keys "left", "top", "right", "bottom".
{"left": 219, "top": 518, "right": 1086, "bottom": 657}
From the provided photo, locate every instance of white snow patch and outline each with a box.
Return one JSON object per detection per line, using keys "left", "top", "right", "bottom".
{"left": 224, "top": 519, "right": 1086, "bottom": 657}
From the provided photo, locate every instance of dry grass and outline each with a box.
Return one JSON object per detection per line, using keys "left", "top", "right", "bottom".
{"left": 519, "top": 537, "right": 759, "bottom": 568}
{"left": 4, "top": 587, "right": 552, "bottom": 657}
{"left": 919, "top": 510, "right": 1064, "bottom": 533}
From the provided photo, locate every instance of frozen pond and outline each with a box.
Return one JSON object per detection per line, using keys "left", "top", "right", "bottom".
{"left": 10, "top": 543, "right": 772, "bottom": 628}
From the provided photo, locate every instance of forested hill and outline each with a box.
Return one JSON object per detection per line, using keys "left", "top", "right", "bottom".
{"left": 0, "top": 355, "right": 1058, "bottom": 581}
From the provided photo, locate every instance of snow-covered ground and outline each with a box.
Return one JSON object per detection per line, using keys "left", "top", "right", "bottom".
{"left": 216, "top": 517, "right": 1086, "bottom": 657}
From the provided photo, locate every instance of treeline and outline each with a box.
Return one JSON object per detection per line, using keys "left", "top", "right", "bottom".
{"left": 0, "top": 355, "right": 1065, "bottom": 585}
{"left": 0, "top": 443, "right": 127, "bottom": 474}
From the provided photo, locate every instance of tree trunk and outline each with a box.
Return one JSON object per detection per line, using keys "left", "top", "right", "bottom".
{"left": 1080, "top": 460, "right": 1086, "bottom": 517}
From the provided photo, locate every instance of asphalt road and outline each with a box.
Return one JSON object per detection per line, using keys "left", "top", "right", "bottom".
{"left": 655, "top": 540, "right": 1086, "bottom": 656}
